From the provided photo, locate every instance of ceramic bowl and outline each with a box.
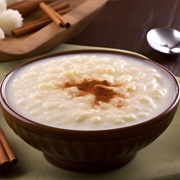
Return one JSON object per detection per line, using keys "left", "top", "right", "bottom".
{"left": 0, "top": 50, "right": 179, "bottom": 172}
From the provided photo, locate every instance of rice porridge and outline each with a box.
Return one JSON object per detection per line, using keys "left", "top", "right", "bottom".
{"left": 5, "top": 52, "right": 176, "bottom": 130}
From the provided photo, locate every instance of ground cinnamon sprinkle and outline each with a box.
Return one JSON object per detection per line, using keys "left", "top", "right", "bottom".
{"left": 63, "top": 79, "right": 123, "bottom": 106}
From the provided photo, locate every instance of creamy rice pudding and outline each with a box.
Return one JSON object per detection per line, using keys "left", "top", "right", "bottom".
{"left": 5, "top": 52, "right": 176, "bottom": 130}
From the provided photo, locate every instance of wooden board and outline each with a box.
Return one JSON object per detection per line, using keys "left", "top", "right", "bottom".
{"left": 0, "top": 0, "right": 107, "bottom": 61}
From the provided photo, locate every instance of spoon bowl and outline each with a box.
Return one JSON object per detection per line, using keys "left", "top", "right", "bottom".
{"left": 147, "top": 28, "right": 180, "bottom": 54}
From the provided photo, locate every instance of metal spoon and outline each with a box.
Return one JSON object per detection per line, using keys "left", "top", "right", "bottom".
{"left": 146, "top": 28, "right": 180, "bottom": 54}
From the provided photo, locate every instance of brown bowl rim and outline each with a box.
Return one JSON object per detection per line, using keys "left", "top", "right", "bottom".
{"left": 0, "top": 49, "right": 180, "bottom": 140}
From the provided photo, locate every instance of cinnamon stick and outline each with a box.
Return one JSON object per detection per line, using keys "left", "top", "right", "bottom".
{"left": 0, "top": 126, "right": 18, "bottom": 174}
{"left": 39, "top": 2, "right": 61, "bottom": 26}
{"left": 8, "top": 0, "right": 54, "bottom": 17}
{"left": 53, "top": 9, "right": 71, "bottom": 28}
{"left": 12, "top": 7, "right": 71, "bottom": 37}
{"left": 40, "top": 2, "right": 70, "bottom": 28}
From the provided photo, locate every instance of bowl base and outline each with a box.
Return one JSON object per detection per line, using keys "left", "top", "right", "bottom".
{"left": 43, "top": 153, "right": 136, "bottom": 172}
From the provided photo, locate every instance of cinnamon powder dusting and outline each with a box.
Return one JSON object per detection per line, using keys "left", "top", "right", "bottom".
{"left": 63, "top": 79, "right": 124, "bottom": 106}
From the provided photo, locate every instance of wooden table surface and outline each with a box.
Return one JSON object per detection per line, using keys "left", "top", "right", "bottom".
{"left": 69, "top": 0, "right": 180, "bottom": 77}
